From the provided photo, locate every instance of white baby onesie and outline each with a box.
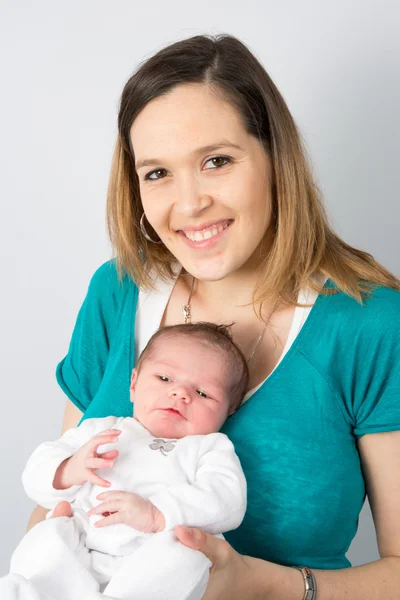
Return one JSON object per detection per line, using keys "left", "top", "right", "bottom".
{"left": 6, "top": 416, "right": 246, "bottom": 600}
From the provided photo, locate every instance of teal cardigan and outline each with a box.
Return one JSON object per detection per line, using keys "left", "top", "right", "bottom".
{"left": 57, "top": 260, "right": 400, "bottom": 569}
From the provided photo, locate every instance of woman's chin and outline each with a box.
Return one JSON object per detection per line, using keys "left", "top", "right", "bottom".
{"left": 180, "top": 257, "right": 237, "bottom": 282}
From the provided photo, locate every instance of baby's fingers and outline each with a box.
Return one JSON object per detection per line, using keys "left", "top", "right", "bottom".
{"left": 88, "top": 499, "right": 122, "bottom": 516}
{"left": 85, "top": 457, "right": 115, "bottom": 470}
{"left": 98, "top": 450, "right": 119, "bottom": 460}
{"left": 89, "top": 433, "right": 121, "bottom": 453}
{"left": 93, "top": 512, "right": 122, "bottom": 528}
{"left": 96, "top": 429, "right": 122, "bottom": 436}
{"left": 86, "top": 471, "right": 112, "bottom": 488}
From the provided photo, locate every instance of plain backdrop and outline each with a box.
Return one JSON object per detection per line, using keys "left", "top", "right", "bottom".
{"left": 0, "top": 0, "right": 399, "bottom": 575}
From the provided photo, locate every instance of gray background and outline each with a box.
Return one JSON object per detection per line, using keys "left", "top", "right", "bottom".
{"left": 0, "top": 0, "right": 399, "bottom": 575}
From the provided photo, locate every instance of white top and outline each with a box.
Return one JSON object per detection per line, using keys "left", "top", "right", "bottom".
{"left": 135, "top": 271, "right": 319, "bottom": 403}
{"left": 22, "top": 416, "right": 247, "bottom": 556}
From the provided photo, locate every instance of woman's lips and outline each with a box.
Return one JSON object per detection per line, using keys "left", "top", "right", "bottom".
{"left": 178, "top": 219, "right": 233, "bottom": 249}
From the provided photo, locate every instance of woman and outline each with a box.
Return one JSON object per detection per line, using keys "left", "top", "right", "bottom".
{"left": 28, "top": 34, "right": 400, "bottom": 598}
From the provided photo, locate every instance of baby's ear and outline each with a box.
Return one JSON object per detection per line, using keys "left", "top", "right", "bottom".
{"left": 227, "top": 403, "right": 237, "bottom": 417}
{"left": 130, "top": 368, "right": 138, "bottom": 398}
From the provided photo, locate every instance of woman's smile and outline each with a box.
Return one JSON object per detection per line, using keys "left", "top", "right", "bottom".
{"left": 177, "top": 219, "right": 233, "bottom": 249}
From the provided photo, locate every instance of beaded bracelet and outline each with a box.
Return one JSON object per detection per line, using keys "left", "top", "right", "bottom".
{"left": 292, "top": 566, "right": 317, "bottom": 600}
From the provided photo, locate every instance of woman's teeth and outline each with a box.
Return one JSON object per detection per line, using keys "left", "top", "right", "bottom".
{"left": 184, "top": 222, "right": 230, "bottom": 242}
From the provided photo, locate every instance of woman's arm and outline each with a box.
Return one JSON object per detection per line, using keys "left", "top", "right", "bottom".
{"left": 272, "top": 431, "right": 400, "bottom": 599}
{"left": 59, "top": 399, "right": 84, "bottom": 436}
{"left": 26, "top": 399, "right": 83, "bottom": 532}
{"left": 176, "top": 430, "right": 400, "bottom": 599}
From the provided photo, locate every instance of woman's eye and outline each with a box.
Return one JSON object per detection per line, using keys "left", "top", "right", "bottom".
{"left": 143, "top": 156, "right": 231, "bottom": 182}
{"left": 197, "top": 390, "right": 209, "bottom": 398}
{"left": 144, "top": 168, "right": 168, "bottom": 181}
{"left": 204, "top": 156, "right": 231, "bottom": 170}
{"left": 158, "top": 375, "right": 171, "bottom": 382}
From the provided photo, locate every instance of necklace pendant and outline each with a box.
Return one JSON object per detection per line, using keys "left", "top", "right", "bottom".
{"left": 183, "top": 304, "right": 191, "bottom": 324}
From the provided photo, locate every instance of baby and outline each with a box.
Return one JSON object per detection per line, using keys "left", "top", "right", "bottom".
{"left": 4, "top": 322, "right": 248, "bottom": 600}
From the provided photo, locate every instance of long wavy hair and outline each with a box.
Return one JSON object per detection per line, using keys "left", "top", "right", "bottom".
{"left": 106, "top": 33, "right": 400, "bottom": 306}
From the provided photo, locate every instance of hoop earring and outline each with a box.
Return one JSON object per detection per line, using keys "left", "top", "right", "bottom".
{"left": 140, "top": 213, "right": 162, "bottom": 244}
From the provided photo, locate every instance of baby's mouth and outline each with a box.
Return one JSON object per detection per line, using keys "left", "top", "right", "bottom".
{"left": 161, "top": 408, "right": 186, "bottom": 419}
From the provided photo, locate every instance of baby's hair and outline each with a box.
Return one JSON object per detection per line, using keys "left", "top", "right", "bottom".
{"left": 136, "top": 322, "right": 249, "bottom": 414}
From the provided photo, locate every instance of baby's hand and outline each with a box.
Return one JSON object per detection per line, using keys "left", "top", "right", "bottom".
{"left": 87, "top": 491, "right": 166, "bottom": 533}
{"left": 53, "top": 429, "right": 121, "bottom": 490}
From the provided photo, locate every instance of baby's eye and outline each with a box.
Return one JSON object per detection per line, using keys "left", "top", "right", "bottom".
{"left": 158, "top": 375, "right": 171, "bottom": 382}
{"left": 197, "top": 390, "right": 209, "bottom": 399}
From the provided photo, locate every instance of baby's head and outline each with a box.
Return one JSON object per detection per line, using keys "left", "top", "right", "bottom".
{"left": 130, "top": 322, "right": 249, "bottom": 439}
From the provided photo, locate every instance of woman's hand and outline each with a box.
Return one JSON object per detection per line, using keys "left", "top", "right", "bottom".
{"left": 175, "top": 526, "right": 271, "bottom": 600}
{"left": 87, "top": 490, "right": 166, "bottom": 532}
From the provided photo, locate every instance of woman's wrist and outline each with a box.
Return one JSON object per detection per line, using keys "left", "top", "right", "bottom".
{"left": 252, "top": 557, "right": 305, "bottom": 600}
{"left": 26, "top": 505, "right": 50, "bottom": 532}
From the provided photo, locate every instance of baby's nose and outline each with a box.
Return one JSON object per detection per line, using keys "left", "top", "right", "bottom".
{"left": 168, "top": 387, "right": 191, "bottom": 403}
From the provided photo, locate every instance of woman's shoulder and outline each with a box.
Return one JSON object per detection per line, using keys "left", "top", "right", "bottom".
{"left": 301, "top": 283, "right": 400, "bottom": 434}
{"left": 314, "top": 281, "right": 400, "bottom": 333}
{"left": 296, "top": 282, "right": 400, "bottom": 365}
{"left": 85, "top": 259, "right": 138, "bottom": 305}
{"left": 88, "top": 258, "right": 136, "bottom": 292}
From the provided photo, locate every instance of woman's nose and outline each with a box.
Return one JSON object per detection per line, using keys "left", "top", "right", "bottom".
{"left": 173, "top": 177, "right": 212, "bottom": 218}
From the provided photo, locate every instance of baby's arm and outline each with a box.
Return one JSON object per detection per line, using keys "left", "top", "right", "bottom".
{"left": 149, "top": 433, "right": 247, "bottom": 535}
{"left": 22, "top": 416, "right": 121, "bottom": 509}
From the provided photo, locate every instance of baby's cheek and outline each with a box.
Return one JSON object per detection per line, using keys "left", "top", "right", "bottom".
{"left": 135, "top": 398, "right": 152, "bottom": 415}
{"left": 191, "top": 406, "right": 221, "bottom": 434}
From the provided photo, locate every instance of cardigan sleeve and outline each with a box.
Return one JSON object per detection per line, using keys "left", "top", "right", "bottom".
{"left": 55, "top": 260, "right": 123, "bottom": 413}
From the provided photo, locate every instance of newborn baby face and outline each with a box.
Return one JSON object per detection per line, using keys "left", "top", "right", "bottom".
{"left": 130, "top": 335, "right": 232, "bottom": 439}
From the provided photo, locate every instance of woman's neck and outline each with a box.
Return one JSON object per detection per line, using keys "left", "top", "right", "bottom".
{"left": 180, "top": 234, "right": 276, "bottom": 319}
{"left": 193, "top": 268, "right": 259, "bottom": 311}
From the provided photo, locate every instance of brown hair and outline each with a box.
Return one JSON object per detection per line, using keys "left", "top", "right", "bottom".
{"left": 107, "top": 33, "right": 400, "bottom": 306}
{"left": 136, "top": 322, "right": 249, "bottom": 414}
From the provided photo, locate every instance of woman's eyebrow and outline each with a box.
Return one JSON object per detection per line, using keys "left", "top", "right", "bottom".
{"left": 135, "top": 140, "right": 243, "bottom": 171}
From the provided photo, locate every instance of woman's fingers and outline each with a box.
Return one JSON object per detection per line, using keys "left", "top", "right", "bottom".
{"left": 175, "top": 526, "right": 232, "bottom": 567}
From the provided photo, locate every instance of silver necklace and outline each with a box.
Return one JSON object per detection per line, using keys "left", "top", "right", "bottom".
{"left": 182, "top": 276, "right": 278, "bottom": 363}
{"left": 183, "top": 276, "right": 195, "bottom": 324}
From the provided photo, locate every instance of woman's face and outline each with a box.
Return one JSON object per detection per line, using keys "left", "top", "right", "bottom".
{"left": 131, "top": 83, "right": 273, "bottom": 282}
